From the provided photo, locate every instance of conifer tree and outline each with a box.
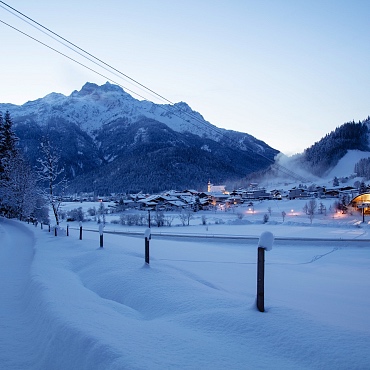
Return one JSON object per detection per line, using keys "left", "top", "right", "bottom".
{"left": 0, "top": 111, "right": 4, "bottom": 174}
{"left": 359, "top": 181, "right": 367, "bottom": 194}
{"left": 0, "top": 111, "right": 18, "bottom": 167}
{"left": 0, "top": 153, "right": 38, "bottom": 219}
{"left": 0, "top": 111, "right": 40, "bottom": 219}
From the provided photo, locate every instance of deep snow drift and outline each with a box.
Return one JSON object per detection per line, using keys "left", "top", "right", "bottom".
{"left": 1, "top": 207, "right": 370, "bottom": 369}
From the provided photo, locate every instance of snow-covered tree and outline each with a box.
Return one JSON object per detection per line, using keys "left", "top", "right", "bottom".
{"left": 0, "top": 111, "right": 29, "bottom": 218}
{"left": 306, "top": 199, "right": 317, "bottom": 224}
{"left": 0, "top": 111, "right": 19, "bottom": 173}
{"left": 33, "top": 196, "right": 49, "bottom": 224}
{"left": 97, "top": 201, "right": 106, "bottom": 225}
{"left": 318, "top": 202, "right": 326, "bottom": 215}
{"left": 37, "top": 138, "right": 66, "bottom": 225}
{"left": 0, "top": 153, "right": 38, "bottom": 219}
{"left": 359, "top": 181, "right": 367, "bottom": 194}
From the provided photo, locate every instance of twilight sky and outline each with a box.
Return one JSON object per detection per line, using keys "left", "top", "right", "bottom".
{"left": 1, "top": 0, "right": 369, "bottom": 155}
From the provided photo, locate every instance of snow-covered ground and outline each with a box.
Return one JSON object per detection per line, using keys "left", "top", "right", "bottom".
{"left": 1, "top": 197, "right": 370, "bottom": 369}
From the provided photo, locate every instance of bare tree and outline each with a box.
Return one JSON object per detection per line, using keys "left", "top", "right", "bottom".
{"left": 164, "top": 214, "right": 175, "bottom": 227}
{"left": 178, "top": 208, "right": 194, "bottom": 226}
{"left": 37, "top": 138, "right": 66, "bottom": 226}
{"left": 153, "top": 209, "right": 165, "bottom": 227}
{"left": 306, "top": 199, "right": 317, "bottom": 224}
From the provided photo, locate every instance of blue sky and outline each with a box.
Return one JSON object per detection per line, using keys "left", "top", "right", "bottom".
{"left": 1, "top": 0, "right": 369, "bottom": 155}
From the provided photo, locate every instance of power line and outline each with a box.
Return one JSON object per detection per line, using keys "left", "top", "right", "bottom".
{"left": 0, "top": 3, "right": 163, "bottom": 102}
{"left": 0, "top": 18, "right": 213, "bottom": 136}
{"left": 0, "top": 1, "right": 310, "bottom": 183}
{"left": 0, "top": 1, "right": 174, "bottom": 106}
{"left": 0, "top": 2, "right": 224, "bottom": 134}
{"left": 0, "top": 19, "right": 148, "bottom": 101}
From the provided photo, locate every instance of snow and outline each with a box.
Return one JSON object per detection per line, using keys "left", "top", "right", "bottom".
{"left": 1, "top": 82, "right": 246, "bottom": 147}
{"left": 325, "top": 150, "right": 370, "bottom": 179}
{"left": 258, "top": 231, "right": 274, "bottom": 250}
{"left": 1, "top": 200, "right": 370, "bottom": 369}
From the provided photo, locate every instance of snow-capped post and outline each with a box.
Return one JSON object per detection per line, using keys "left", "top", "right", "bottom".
{"left": 256, "top": 231, "right": 274, "bottom": 312}
{"left": 79, "top": 221, "right": 82, "bottom": 240}
{"left": 362, "top": 206, "right": 365, "bottom": 223}
{"left": 144, "top": 228, "right": 151, "bottom": 264}
{"left": 99, "top": 223, "right": 104, "bottom": 248}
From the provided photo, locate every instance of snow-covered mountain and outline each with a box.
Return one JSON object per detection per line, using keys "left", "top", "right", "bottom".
{"left": 0, "top": 82, "right": 278, "bottom": 193}
{"left": 1, "top": 82, "right": 267, "bottom": 147}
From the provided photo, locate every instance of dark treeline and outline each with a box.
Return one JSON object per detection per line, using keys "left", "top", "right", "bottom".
{"left": 303, "top": 117, "right": 370, "bottom": 176}
{"left": 354, "top": 157, "right": 370, "bottom": 180}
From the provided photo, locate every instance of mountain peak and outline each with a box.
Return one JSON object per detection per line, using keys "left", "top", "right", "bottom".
{"left": 71, "top": 81, "right": 129, "bottom": 98}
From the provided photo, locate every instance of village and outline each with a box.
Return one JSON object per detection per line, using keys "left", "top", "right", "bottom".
{"left": 63, "top": 180, "right": 368, "bottom": 216}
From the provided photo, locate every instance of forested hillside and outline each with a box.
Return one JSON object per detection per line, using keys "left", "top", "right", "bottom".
{"left": 302, "top": 117, "right": 370, "bottom": 176}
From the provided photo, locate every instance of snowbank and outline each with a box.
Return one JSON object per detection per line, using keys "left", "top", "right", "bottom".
{"left": 1, "top": 218, "right": 370, "bottom": 369}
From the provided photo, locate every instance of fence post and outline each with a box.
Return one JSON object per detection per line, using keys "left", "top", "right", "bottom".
{"left": 99, "top": 224, "right": 104, "bottom": 248}
{"left": 67, "top": 224, "right": 69, "bottom": 236}
{"left": 54, "top": 226, "right": 57, "bottom": 237}
{"left": 144, "top": 228, "right": 151, "bottom": 264}
{"left": 79, "top": 221, "right": 82, "bottom": 240}
{"left": 256, "top": 231, "right": 274, "bottom": 312}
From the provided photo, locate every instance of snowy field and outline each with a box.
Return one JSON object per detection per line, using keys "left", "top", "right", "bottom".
{"left": 1, "top": 198, "right": 370, "bottom": 369}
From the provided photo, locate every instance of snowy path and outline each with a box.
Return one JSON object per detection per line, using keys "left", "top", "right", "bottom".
{"left": 0, "top": 219, "right": 36, "bottom": 369}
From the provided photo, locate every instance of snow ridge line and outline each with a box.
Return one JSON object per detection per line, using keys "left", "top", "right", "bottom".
{"left": 68, "top": 227, "right": 370, "bottom": 243}
{"left": 299, "top": 247, "right": 340, "bottom": 264}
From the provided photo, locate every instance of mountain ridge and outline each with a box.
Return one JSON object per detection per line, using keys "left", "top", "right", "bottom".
{"left": 0, "top": 82, "right": 278, "bottom": 193}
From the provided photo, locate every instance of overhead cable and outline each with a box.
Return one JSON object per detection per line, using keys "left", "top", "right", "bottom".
{"left": 0, "top": 1, "right": 310, "bottom": 183}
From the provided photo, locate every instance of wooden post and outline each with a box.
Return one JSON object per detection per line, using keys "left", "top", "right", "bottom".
{"left": 363, "top": 207, "right": 365, "bottom": 223}
{"left": 257, "top": 247, "right": 265, "bottom": 312}
{"left": 79, "top": 221, "right": 82, "bottom": 240}
{"left": 99, "top": 224, "right": 104, "bottom": 248}
{"left": 54, "top": 226, "right": 57, "bottom": 237}
{"left": 41, "top": 222, "right": 43, "bottom": 230}
{"left": 66, "top": 224, "right": 69, "bottom": 236}
{"left": 256, "top": 231, "right": 274, "bottom": 313}
{"left": 48, "top": 224, "right": 50, "bottom": 232}
{"left": 144, "top": 228, "right": 151, "bottom": 264}
{"left": 145, "top": 237, "right": 149, "bottom": 264}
